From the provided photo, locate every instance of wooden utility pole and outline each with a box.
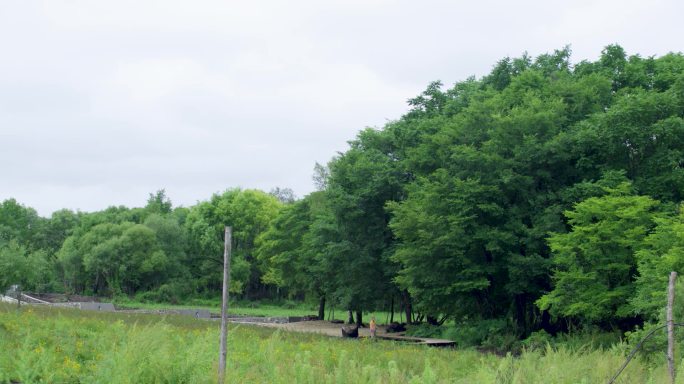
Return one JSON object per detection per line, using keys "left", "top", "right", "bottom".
{"left": 218, "top": 227, "right": 232, "bottom": 384}
{"left": 667, "top": 271, "right": 677, "bottom": 384}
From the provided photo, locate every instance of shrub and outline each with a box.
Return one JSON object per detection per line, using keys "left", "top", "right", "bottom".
{"left": 522, "top": 330, "right": 554, "bottom": 351}
{"left": 406, "top": 323, "right": 443, "bottom": 338}
{"left": 134, "top": 279, "right": 198, "bottom": 304}
{"left": 446, "top": 318, "right": 512, "bottom": 348}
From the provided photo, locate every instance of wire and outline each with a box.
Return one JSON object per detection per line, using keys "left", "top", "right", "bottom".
{"left": 607, "top": 322, "right": 684, "bottom": 384}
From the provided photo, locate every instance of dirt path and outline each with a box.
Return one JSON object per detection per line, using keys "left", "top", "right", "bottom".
{"left": 233, "top": 320, "right": 365, "bottom": 337}
{"left": 236, "top": 319, "right": 455, "bottom": 346}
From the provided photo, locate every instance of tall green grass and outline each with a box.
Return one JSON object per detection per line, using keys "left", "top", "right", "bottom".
{"left": 114, "top": 297, "right": 401, "bottom": 323}
{"left": 1, "top": 303, "right": 681, "bottom": 383}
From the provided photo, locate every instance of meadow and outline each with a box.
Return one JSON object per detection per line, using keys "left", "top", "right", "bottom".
{"left": 113, "top": 297, "right": 403, "bottom": 324}
{"left": 1, "top": 303, "right": 683, "bottom": 383}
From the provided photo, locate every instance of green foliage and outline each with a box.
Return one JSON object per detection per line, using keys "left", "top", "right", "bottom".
{"left": 134, "top": 278, "right": 200, "bottom": 304}
{"left": 522, "top": 330, "right": 554, "bottom": 351}
{"left": 389, "top": 171, "right": 493, "bottom": 317}
{"left": 58, "top": 222, "right": 170, "bottom": 295}
{"left": 406, "top": 318, "right": 521, "bottom": 353}
{"left": 144, "top": 213, "right": 188, "bottom": 276}
{"left": 0, "top": 198, "right": 42, "bottom": 250}
{"left": 448, "top": 319, "right": 514, "bottom": 349}
{"left": 538, "top": 181, "right": 661, "bottom": 323}
{"left": 324, "top": 127, "right": 407, "bottom": 313}
{"left": 632, "top": 208, "right": 684, "bottom": 321}
{"left": 185, "top": 188, "right": 282, "bottom": 296}
{"left": 0, "top": 241, "right": 53, "bottom": 292}
{"left": 406, "top": 323, "right": 444, "bottom": 339}
{"left": 627, "top": 280, "right": 684, "bottom": 363}
{"left": 1, "top": 304, "right": 678, "bottom": 384}
{"left": 256, "top": 191, "right": 338, "bottom": 320}
{"left": 145, "top": 189, "right": 173, "bottom": 215}
{"left": 2, "top": 45, "right": 684, "bottom": 341}
{"left": 257, "top": 198, "right": 313, "bottom": 290}
{"left": 38, "top": 209, "right": 81, "bottom": 257}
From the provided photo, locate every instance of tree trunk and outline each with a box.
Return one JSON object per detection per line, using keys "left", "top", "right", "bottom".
{"left": 390, "top": 296, "right": 395, "bottom": 323}
{"left": 318, "top": 295, "right": 326, "bottom": 320}
{"left": 514, "top": 294, "right": 531, "bottom": 338}
{"left": 355, "top": 310, "right": 363, "bottom": 327}
{"left": 402, "top": 290, "right": 413, "bottom": 324}
{"left": 347, "top": 309, "right": 354, "bottom": 324}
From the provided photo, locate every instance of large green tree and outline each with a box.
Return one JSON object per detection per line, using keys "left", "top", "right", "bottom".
{"left": 0, "top": 199, "right": 43, "bottom": 250}
{"left": 0, "top": 241, "right": 52, "bottom": 292}
{"left": 57, "top": 222, "right": 170, "bottom": 295}
{"left": 184, "top": 189, "right": 281, "bottom": 297}
{"left": 632, "top": 207, "right": 684, "bottom": 321}
{"left": 537, "top": 181, "right": 661, "bottom": 325}
{"left": 324, "top": 127, "right": 410, "bottom": 324}
{"left": 257, "top": 192, "right": 333, "bottom": 318}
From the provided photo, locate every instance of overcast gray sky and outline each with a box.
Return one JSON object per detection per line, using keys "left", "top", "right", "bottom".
{"left": 1, "top": 0, "right": 682, "bottom": 216}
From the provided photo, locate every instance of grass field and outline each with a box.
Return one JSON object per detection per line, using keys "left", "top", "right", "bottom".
{"left": 1, "top": 303, "right": 682, "bottom": 383}
{"left": 113, "top": 298, "right": 402, "bottom": 323}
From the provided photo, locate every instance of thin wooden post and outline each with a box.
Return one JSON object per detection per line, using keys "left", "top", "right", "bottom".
{"left": 667, "top": 271, "right": 677, "bottom": 384}
{"left": 218, "top": 227, "right": 232, "bottom": 384}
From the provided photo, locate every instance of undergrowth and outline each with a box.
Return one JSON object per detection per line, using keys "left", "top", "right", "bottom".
{"left": 1, "top": 303, "right": 682, "bottom": 383}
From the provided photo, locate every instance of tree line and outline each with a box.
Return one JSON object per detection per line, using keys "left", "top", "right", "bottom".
{"left": 2, "top": 45, "right": 684, "bottom": 337}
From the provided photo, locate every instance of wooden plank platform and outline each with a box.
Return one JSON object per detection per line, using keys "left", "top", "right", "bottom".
{"left": 377, "top": 332, "right": 456, "bottom": 347}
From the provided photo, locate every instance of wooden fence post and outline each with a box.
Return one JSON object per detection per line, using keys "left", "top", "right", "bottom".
{"left": 218, "top": 227, "right": 232, "bottom": 384}
{"left": 667, "top": 271, "right": 677, "bottom": 384}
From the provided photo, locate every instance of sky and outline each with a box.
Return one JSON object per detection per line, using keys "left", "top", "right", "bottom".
{"left": 1, "top": 0, "right": 682, "bottom": 216}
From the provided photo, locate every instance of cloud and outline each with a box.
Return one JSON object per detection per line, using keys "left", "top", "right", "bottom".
{"left": 0, "top": 0, "right": 682, "bottom": 215}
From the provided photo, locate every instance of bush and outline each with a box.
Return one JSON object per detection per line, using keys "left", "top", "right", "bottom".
{"left": 134, "top": 279, "right": 198, "bottom": 304}
{"left": 406, "top": 323, "right": 443, "bottom": 338}
{"left": 554, "top": 328, "right": 622, "bottom": 351}
{"left": 522, "top": 330, "right": 554, "bottom": 351}
{"left": 407, "top": 318, "right": 521, "bottom": 353}
{"left": 446, "top": 318, "right": 512, "bottom": 348}
{"left": 625, "top": 323, "right": 669, "bottom": 363}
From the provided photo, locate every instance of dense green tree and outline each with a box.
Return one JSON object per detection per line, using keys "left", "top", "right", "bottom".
{"left": 145, "top": 189, "right": 173, "bottom": 216}
{"left": 0, "top": 199, "right": 42, "bottom": 250}
{"left": 324, "top": 126, "right": 410, "bottom": 324}
{"left": 32, "top": 209, "right": 81, "bottom": 259}
{"left": 537, "top": 181, "right": 661, "bottom": 325}
{"left": 257, "top": 198, "right": 312, "bottom": 291}
{"left": 144, "top": 214, "right": 188, "bottom": 276}
{"left": 0, "top": 241, "right": 52, "bottom": 292}
{"left": 2, "top": 46, "right": 684, "bottom": 341}
{"left": 184, "top": 189, "right": 281, "bottom": 297}
{"left": 383, "top": 46, "right": 684, "bottom": 334}
{"left": 256, "top": 192, "right": 334, "bottom": 318}
{"left": 57, "top": 222, "right": 170, "bottom": 295}
{"left": 632, "top": 207, "right": 684, "bottom": 321}
{"left": 269, "top": 187, "right": 297, "bottom": 204}
{"left": 312, "top": 162, "right": 330, "bottom": 191}
{"left": 389, "top": 170, "right": 502, "bottom": 319}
